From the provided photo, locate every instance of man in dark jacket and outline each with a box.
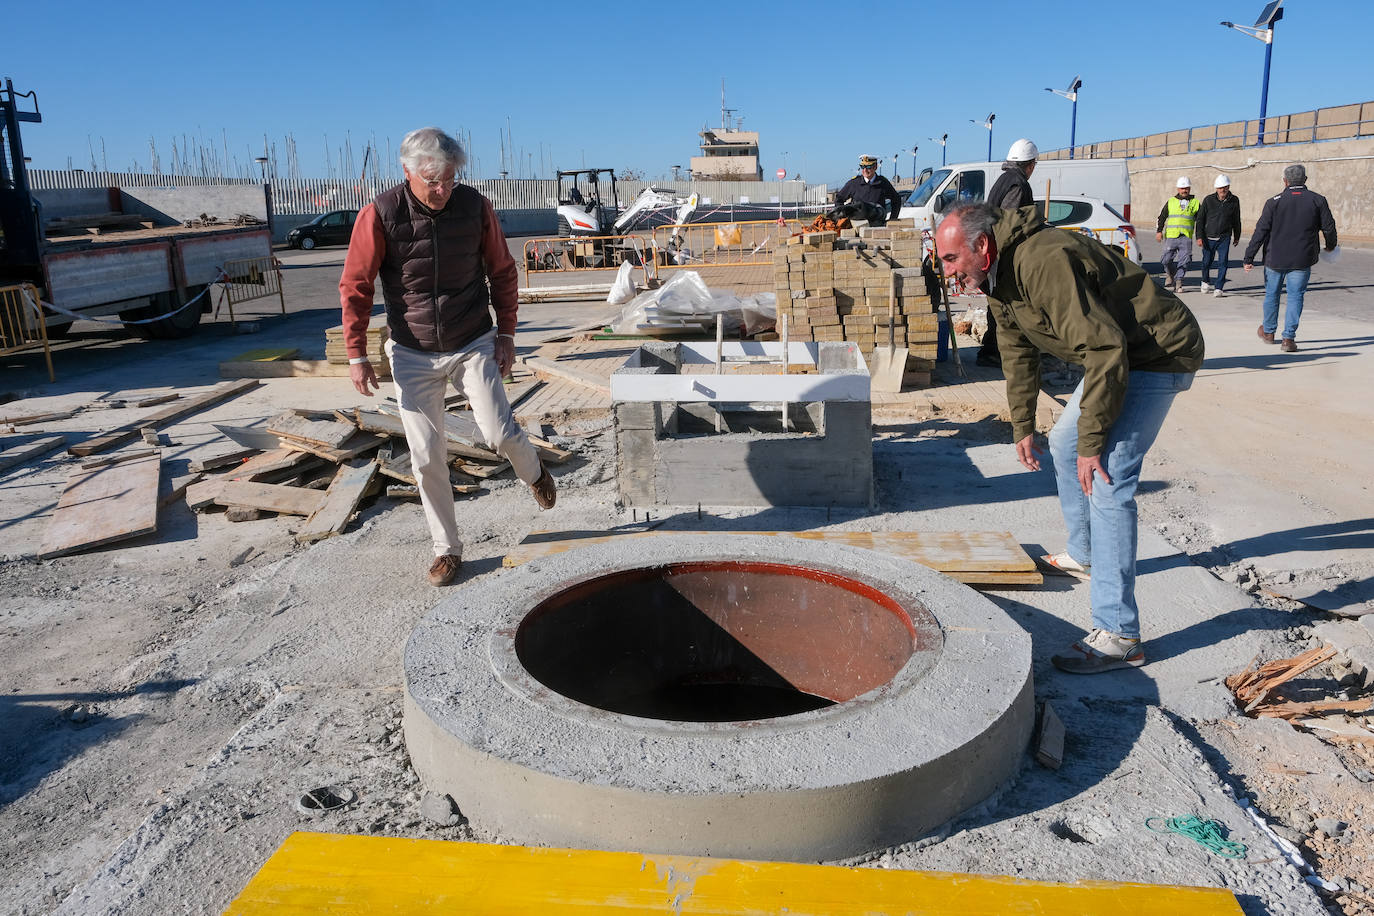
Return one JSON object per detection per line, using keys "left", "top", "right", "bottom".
{"left": 1195, "top": 174, "right": 1242, "bottom": 298}
{"left": 977, "top": 138, "right": 1039, "bottom": 367}
{"left": 340, "top": 127, "right": 556, "bottom": 587}
{"left": 1243, "top": 164, "right": 1338, "bottom": 352}
{"left": 935, "top": 203, "right": 1204, "bottom": 674}
{"left": 834, "top": 155, "right": 902, "bottom": 224}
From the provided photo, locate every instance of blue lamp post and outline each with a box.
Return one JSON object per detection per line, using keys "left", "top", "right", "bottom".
{"left": 1044, "top": 76, "right": 1082, "bottom": 159}
{"left": 969, "top": 113, "right": 994, "bottom": 161}
{"left": 1221, "top": 1, "right": 1284, "bottom": 145}
{"left": 929, "top": 134, "right": 947, "bottom": 167}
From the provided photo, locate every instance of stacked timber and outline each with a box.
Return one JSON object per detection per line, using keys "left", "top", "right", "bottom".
{"left": 325, "top": 311, "right": 390, "bottom": 377}
{"left": 772, "top": 222, "right": 939, "bottom": 386}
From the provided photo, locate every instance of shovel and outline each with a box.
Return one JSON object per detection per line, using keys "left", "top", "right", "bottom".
{"left": 871, "top": 270, "right": 908, "bottom": 392}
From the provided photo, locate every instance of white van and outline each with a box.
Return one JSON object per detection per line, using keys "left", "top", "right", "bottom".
{"left": 898, "top": 158, "right": 1132, "bottom": 229}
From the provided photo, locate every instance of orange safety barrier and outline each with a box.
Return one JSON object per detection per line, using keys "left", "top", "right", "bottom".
{"left": 0, "top": 283, "right": 55, "bottom": 381}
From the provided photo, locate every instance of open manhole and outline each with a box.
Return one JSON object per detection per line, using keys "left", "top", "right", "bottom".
{"left": 404, "top": 534, "right": 1033, "bottom": 861}
{"left": 515, "top": 560, "right": 936, "bottom": 723}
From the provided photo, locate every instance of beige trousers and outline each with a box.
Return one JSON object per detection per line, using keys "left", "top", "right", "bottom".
{"left": 386, "top": 331, "right": 541, "bottom": 557}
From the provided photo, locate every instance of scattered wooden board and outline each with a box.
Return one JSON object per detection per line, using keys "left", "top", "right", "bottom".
{"left": 68, "top": 379, "right": 259, "bottom": 457}
{"left": 232, "top": 447, "right": 312, "bottom": 481}
{"left": 136, "top": 393, "right": 180, "bottom": 408}
{"left": 219, "top": 359, "right": 392, "bottom": 380}
{"left": 354, "top": 409, "right": 498, "bottom": 462}
{"left": 225, "top": 832, "right": 1246, "bottom": 915}
{"left": 189, "top": 448, "right": 259, "bottom": 473}
{"left": 1, "top": 408, "right": 80, "bottom": 428}
{"left": 212, "top": 481, "right": 325, "bottom": 516}
{"left": 229, "top": 347, "right": 299, "bottom": 362}
{"left": 504, "top": 530, "right": 1042, "bottom": 586}
{"left": 0, "top": 435, "right": 66, "bottom": 473}
{"left": 521, "top": 355, "right": 612, "bottom": 395}
{"left": 1225, "top": 645, "right": 1339, "bottom": 714}
{"left": 377, "top": 449, "right": 479, "bottom": 495}
{"left": 280, "top": 431, "right": 387, "bottom": 464}
{"left": 39, "top": 452, "right": 161, "bottom": 558}
{"left": 266, "top": 411, "right": 357, "bottom": 449}
{"left": 296, "top": 459, "right": 379, "bottom": 544}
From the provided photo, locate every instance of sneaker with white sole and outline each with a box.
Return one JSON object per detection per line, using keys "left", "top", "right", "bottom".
{"left": 1200, "top": 282, "right": 1212, "bottom": 293}
{"left": 1213, "top": 288, "right": 1225, "bottom": 298}
{"left": 1052, "top": 628, "right": 1145, "bottom": 674}
{"left": 1036, "top": 551, "right": 1091, "bottom": 580}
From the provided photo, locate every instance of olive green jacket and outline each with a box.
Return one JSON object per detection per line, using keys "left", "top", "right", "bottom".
{"left": 986, "top": 207, "right": 1205, "bottom": 456}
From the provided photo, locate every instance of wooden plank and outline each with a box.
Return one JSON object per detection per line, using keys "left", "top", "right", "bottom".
{"left": 296, "top": 460, "right": 379, "bottom": 544}
{"left": 212, "top": 481, "right": 325, "bottom": 516}
{"left": 136, "top": 393, "right": 181, "bottom": 408}
{"left": 522, "top": 355, "right": 612, "bottom": 395}
{"left": 69, "top": 379, "right": 259, "bottom": 457}
{"left": 79, "top": 448, "right": 158, "bottom": 470}
{"left": 280, "top": 431, "right": 387, "bottom": 464}
{"left": 0, "top": 435, "right": 66, "bottom": 473}
{"left": 228, "top": 347, "right": 299, "bottom": 362}
{"left": 0, "top": 408, "right": 80, "bottom": 428}
{"left": 219, "top": 359, "right": 392, "bottom": 380}
{"left": 38, "top": 452, "right": 161, "bottom": 558}
{"left": 189, "top": 448, "right": 259, "bottom": 473}
{"left": 377, "top": 449, "right": 479, "bottom": 495}
{"left": 231, "top": 447, "right": 310, "bottom": 481}
{"left": 225, "top": 832, "right": 1245, "bottom": 915}
{"left": 185, "top": 477, "right": 226, "bottom": 510}
{"left": 504, "top": 530, "right": 1042, "bottom": 586}
{"left": 265, "top": 410, "right": 357, "bottom": 449}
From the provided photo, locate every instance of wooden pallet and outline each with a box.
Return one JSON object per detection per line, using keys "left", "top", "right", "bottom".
{"left": 505, "top": 529, "right": 1042, "bottom": 586}
{"left": 224, "top": 832, "right": 1244, "bottom": 915}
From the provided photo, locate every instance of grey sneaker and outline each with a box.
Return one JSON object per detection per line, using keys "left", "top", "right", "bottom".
{"left": 1200, "top": 282, "right": 1212, "bottom": 293}
{"left": 1037, "top": 551, "right": 1091, "bottom": 581}
{"left": 1052, "top": 628, "right": 1145, "bottom": 674}
{"left": 1213, "top": 287, "right": 1225, "bottom": 298}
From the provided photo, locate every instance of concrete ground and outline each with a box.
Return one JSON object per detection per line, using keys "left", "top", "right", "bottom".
{"left": 0, "top": 235, "right": 1370, "bottom": 915}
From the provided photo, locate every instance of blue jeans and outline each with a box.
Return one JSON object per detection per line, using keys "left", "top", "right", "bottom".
{"left": 1048, "top": 371, "right": 1194, "bottom": 640}
{"left": 1262, "top": 267, "right": 1310, "bottom": 341}
{"left": 1199, "top": 237, "right": 1231, "bottom": 289}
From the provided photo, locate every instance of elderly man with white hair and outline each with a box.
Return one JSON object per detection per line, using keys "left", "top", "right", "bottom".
{"left": 340, "top": 127, "right": 555, "bottom": 587}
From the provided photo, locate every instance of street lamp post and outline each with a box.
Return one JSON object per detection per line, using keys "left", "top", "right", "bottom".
{"left": 1221, "top": 1, "right": 1285, "bottom": 145}
{"left": 1044, "top": 76, "right": 1082, "bottom": 158}
{"left": 930, "top": 134, "right": 947, "bottom": 167}
{"left": 910, "top": 145, "right": 919, "bottom": 182}
{"left": 970, "top": 113, "right": 995, "bottom": 161}
{"left": 253, "top": 156, "right": 269, "bottom": 182}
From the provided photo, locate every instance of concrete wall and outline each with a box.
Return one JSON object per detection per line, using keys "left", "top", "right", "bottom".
{"left": 1127, "top": 137, "right": 1374, "bottom": 243}
{"left": 119, "top": 185, "right": 268, "bottom": 227}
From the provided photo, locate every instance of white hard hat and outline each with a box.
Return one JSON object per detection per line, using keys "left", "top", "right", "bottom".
{"left": 1006, "top": 138, "right": 1038, "bottom": 162}
{"left": 1214, "top": 174, "right": 1231, "bottom": 188}
{"left": 1176, "top": 176, "right": 1192, "bottom": 188}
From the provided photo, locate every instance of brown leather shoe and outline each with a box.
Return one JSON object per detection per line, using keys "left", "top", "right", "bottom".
{"left": 427, "top": 554, "right": 462, "bottom": 587}
{"left": 1256, "top": 325, "right": 1275, "bottom": 344}
{"left": 1281, "top": 338, "right": 1298, "bottom": 352}
{"left": 531, "top": 465, "right": 556, "bottom": 510}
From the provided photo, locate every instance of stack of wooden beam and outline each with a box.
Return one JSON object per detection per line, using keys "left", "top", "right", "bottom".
{"left": 325, "top": 312, "right": 390, "bottom": 378}
{"left": 772, "top": 222, "right": 939, "bottom": 386}
{"left": 185, "top": 406, "right": 571, "bottom": 544}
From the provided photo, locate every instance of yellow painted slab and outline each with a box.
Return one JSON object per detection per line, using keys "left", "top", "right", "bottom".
{"left": 504, "top": 529, "right": 1042, "bottom": 586}
{"left": 228, "top": 347, "right": 299, "bottom": 362}
{"left": 225, "top": 833, "right": 1244, "bottom": 915}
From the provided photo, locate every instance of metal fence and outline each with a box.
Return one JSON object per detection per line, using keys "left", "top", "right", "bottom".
{"left": 1040, "top": 100, "right": 1374, "bottom": 161}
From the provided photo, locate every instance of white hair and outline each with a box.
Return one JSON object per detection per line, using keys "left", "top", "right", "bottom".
{"left": 399, "top": 127, "right": 467, "bottom": 174}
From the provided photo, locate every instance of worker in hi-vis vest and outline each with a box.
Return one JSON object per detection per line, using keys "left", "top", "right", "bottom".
{"left": 1155, "top": 176, "right": 1200, "bottom": 293}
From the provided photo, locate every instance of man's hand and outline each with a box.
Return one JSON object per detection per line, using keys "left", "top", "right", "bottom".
{"left": 1015, "top": 435, "right": 1043, "bottom": 472}
{"left": 1195, "top": 237, "right": 1204, "bottom": 247}
{"left": 1243, "top": 262, "right": 1253, "bottom": 273}
{"left": 1155, "top": 231, "right": 1163, "bottom": 242}
{"left": 1077, "top": 454, "right": 1111, "bottom": 496}
{"left": 494, "top": 336, "right": 515, "bottom": 379}
{"left": 350, "top": 361, "right": 379, "bottom": 397}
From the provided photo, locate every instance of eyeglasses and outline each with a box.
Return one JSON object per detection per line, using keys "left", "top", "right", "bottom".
{"left": 418, "top": 175, "right": 456, "bottom": 189}
{"left": 860, "top": 165, "right": 876, "bottom": 171}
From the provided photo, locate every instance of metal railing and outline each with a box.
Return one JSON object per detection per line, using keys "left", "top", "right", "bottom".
{"left": 214, "top": 256, "right": 286, "bottom": 325}
{"left": 652, "top": 219, "right": 807, "bottom": 272}
{"left": 1040, "top": 100, "right": 1374, "bottom": 161}
{"left": 0, "top": 284, "right": 55, "bottom": 381}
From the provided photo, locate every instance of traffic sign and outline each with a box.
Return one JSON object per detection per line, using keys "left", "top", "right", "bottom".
{"left": 776, "top": 168, "right": 786, "bottom": 180}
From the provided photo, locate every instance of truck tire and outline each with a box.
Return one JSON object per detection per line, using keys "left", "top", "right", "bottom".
{"left": 120, "top": 288, "right": 206, "bottom": 340}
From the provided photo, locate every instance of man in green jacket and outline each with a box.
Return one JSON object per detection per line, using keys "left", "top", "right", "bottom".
{"left": 935, "top": 203, "right": 1205, "bottom": 674}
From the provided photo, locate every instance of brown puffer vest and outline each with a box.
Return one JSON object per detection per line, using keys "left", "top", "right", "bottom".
{"left": 373, "top": 183, "right": 493, "bottom": 352}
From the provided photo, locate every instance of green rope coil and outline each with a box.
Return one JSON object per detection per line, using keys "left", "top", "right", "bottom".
{"left": 1146, "top": 815, "right": 1247, "bottom": 859}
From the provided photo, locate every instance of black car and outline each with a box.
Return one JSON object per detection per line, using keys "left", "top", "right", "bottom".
{"left": 286, "top": 209, "right": 357, "bottom": 249}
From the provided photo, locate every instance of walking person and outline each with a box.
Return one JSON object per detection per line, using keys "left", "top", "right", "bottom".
{"left": 976, "top": 138, "right": 1039, "bottom": 368}
{"left": 1155, "top": 176, "right": 1199, "bottom": 292}
{"left": 1243, "top": 164, "right": 1338, "bottom": 352}
{"left": 935, "top": 203, "right": 1204, "bottom": 674}
{"left": 340, "top": 127, "right": 556, "bottom": 587}
{"left": 1196, "top": 175, "right": 1241, "bottom": 297}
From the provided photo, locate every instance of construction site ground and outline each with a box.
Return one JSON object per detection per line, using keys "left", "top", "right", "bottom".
{"left": 1, "top": 235, "right": 1371, "bottom": 915}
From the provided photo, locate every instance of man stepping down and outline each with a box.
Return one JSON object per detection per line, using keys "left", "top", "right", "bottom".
{"left": 341, "top": 127, "right": 556, "bottom": 588}
{"left": 936, "top": 203, "right": 1204, "bottom": 674}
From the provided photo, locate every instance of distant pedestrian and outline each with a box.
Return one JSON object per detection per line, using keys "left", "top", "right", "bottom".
{"left": 833, "top": 155, "right": 902, "bottom": 225}
{"left": 1196, "top": 175, "right": 1241, "bottom": 297}
{"left": 1243, "top": 164, "right": 1338, "bottom": 353}
{"left": 1155, "top": 176, "right": 1199, "bottom": 292}
{"left": 976, "top": 138, "right": 1039, "bottom": 369}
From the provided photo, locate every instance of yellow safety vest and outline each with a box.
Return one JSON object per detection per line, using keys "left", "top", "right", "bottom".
{"left": 1164, "top": 196, "right": 1200, "bottom": 239}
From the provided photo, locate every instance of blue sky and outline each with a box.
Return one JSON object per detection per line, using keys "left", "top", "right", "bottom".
{"left": 9, "top": 0, "right": 1372, "bottom": 188}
